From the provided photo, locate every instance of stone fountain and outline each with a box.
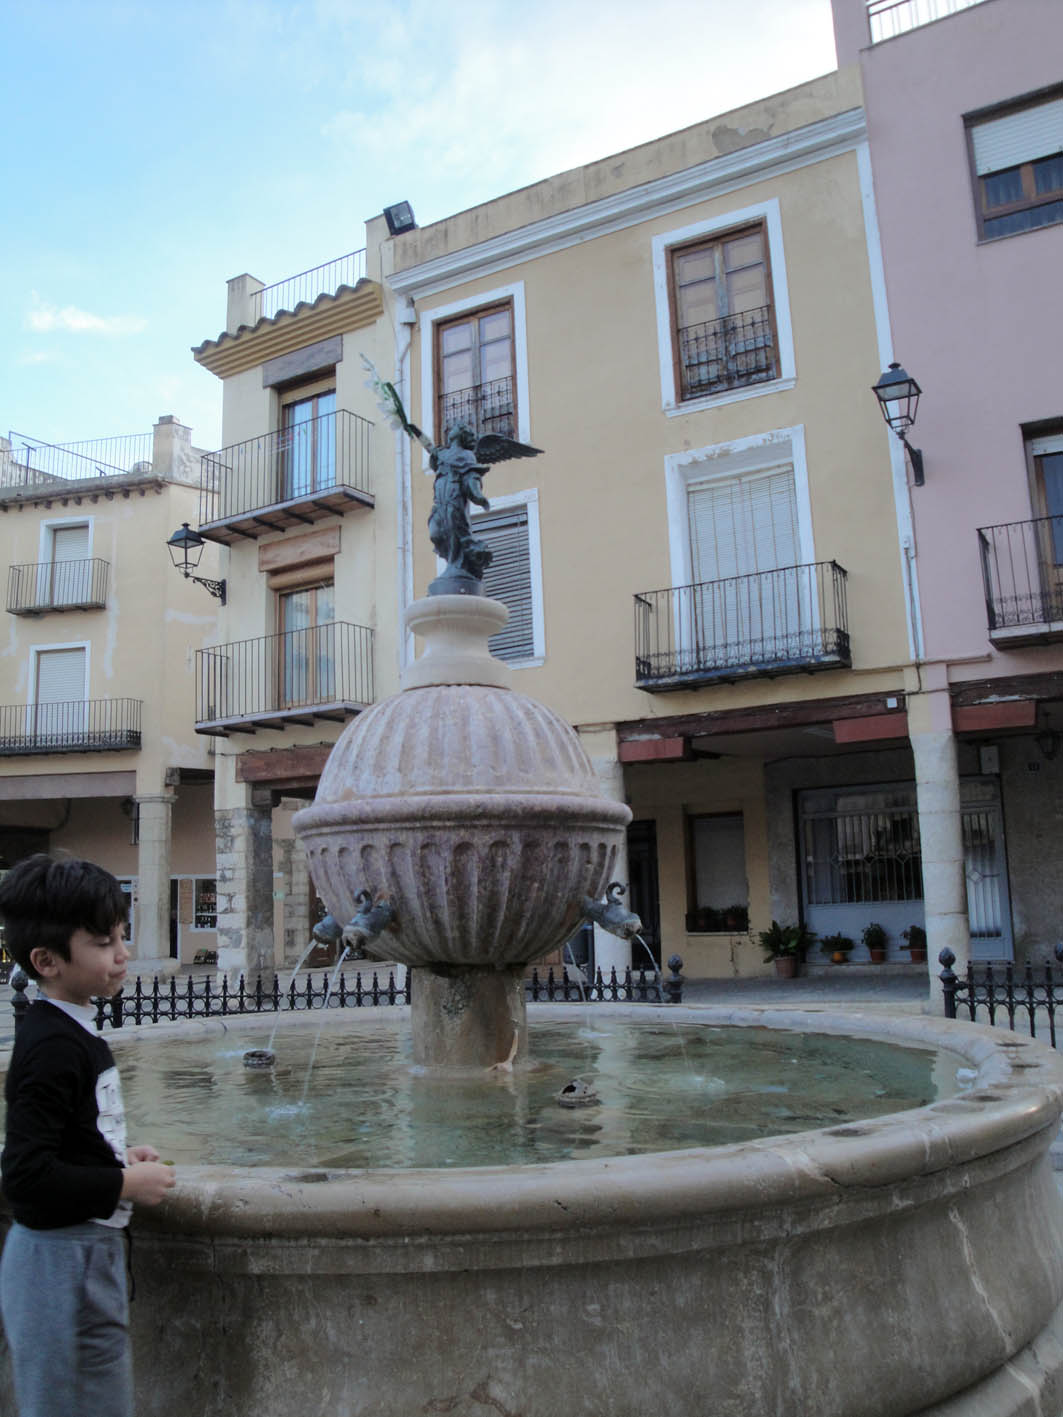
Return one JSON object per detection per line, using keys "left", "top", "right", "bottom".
{"left": 5, "top": 416, "right": 1063, "bottom": 1416}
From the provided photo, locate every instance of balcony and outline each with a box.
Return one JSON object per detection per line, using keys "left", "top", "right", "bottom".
{"left": 197, "top": 410, "right": 374, "bottom": 544}
{"left": 0, "top": 699, "right": 142, "bottom": 756}
{"left": 7, "top": 558, "right": 109, "bottom": 615}
{"left": 439, "top": 376, "right": 515, "bottom": 440}
{"left": 195, "top": 622, "right": 374, "bottom": 735}
{"left": 979, "top": 516, "right": 1063, "bottom": 646}
{"left": 867, "top": 0, "right": 989, "bottom": 43}
{"left": 634, "top": 562, "right": 851, "bottom": 691}
{"left": 677, "top": 305, "right": 776, "bottom": 402}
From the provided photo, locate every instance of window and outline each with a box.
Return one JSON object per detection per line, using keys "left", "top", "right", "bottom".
{"left": 687, "top": 814, "right": 748, "bottom": 932}
{"left": 36, "top": 522, "right": 91, "bottom": 608}
{"left": 669, "top": 224, "right": 777, "bottom": 401}
{"left": 193, "top": 878, "right": 217, "bottom": 930}
{"left": 470, "top": 491, "right": 544, "bottom": 664}
{"left": 32, "top": 644, "right": 87, "bottom": 741}
{"left": 435, "top": 302, "right": 516, "bottom": 439}
{"left": 278, "top": 581, "right": 335, "bottom": 706}
{"left": 968, "top": 90, "right": 1063, "bottom": 240}
{"left": 801, "top": 787, "right": 923, "bottom": 905}
{"left": 279, "top": 386, "right": 336, "bottom": 498}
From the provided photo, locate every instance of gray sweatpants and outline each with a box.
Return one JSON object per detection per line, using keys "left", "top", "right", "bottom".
{"left": 0, "top": 1220, "right": 133, "bottom": 1417}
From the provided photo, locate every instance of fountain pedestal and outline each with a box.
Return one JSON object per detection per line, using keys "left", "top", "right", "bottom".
{"left": 411, "top": 964, "right": 527, "bottom": 1069}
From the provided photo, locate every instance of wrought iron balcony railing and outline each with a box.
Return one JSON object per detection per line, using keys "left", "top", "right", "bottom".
{"left": 198, "top": 409, "right": 374, "bottom": 542}
{"left": 867, "top": 0, "right": 988, "bottom": 43}
{"left": 439, "top": 376, "right": 515, "bottom": 440}
{"left": 677, "top": 304, "right": 776, "bottom": 401}
{"left": 978, "top": 516, "right": 1063, "bottom": 642}
{"left": 0, "top": 699, "right": 142, "bottom": 756}
{"left": 635, "top": 562, "right": 850, "bottom": 690}
{"left": 195, "top": 621, "right": 374, "bottom": 734}
{"left": 7, "top": 558, "right": 109, "bottom": 615}
{"left": 3, "top": 431, "right": 153, "bottom": 488}
{"left": 248, "top": 247, "right": 367, "bottom": 323}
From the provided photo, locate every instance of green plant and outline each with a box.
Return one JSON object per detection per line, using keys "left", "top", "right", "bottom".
{"left": 862, "top": 921, "right": 889, "bottom": 952}
{"left": 759, "top": 920, "right": 816, "bottom": 962}
{"left": 901, "top": 925, "right": 927, "bottom": 952}
{"left": 820, "top": 933, "right": 855, "bottom": 956}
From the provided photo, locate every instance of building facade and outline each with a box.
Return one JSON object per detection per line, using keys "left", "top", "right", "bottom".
{"left": 0, "top": 417, "right": 219, "bottom": 965}
{"left": 383, "top": 67, "right": 934, "bottom": 979}
{"left": 192, "top": 239, "right": 404, "bottom": 979}
{"left": 833, "top": 0, "right": 1063, "bottom": 970}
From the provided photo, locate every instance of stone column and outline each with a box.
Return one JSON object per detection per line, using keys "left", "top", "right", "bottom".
{"left": 579, "top": 728, "right": 634, "bottom": 981}
{"left": 909, "top": 689, "right": 969, "bottom": 976}
{"left": 215, "top": 786, "right": 276, "bottom": 984}
{"left": 134, "top": 792, "right": 175, "bottom": 962}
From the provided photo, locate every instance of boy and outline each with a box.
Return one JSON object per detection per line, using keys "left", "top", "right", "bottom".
{"left": 0, "top": 854, "right": 175, "bottom": 1417}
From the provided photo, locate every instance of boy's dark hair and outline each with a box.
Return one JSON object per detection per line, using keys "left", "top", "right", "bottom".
{"left": 0, "top": 854, "right": 128, "bottom": 978}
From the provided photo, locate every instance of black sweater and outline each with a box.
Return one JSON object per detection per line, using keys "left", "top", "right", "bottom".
{"left": 2, "top": 999, "right": 126, "bottom": 1228}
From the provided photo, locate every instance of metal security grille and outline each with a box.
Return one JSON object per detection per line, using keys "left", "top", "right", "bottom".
{"left": 802, "top": 791, "right": 923, "bottom": 905}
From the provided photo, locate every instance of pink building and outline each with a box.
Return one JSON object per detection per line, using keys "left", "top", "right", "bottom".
{"left": 832, "top": 0, "right": 1063, "bottom": 964}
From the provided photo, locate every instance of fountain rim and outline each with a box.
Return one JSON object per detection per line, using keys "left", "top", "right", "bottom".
{"left": 47, "top": 1003, "right": 1063, "bottom": 1243}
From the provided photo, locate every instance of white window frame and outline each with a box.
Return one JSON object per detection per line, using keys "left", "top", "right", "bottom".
{"left": 652, "top": 199, "right": 796, "bottom": 415}
{"left": 459, "top": 486, "right": 545, "bottom": 668}
{"left": 418, "top": 281, "right": 531, "bottom": 451}
{"left": 38, "top": 515, "right": 93, "bottom": 564}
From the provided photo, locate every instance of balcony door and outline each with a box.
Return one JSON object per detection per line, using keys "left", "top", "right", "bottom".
{"left": 280, "top": 389, "right": 336, "bottom": 500}
{"left": 35, "top": 523, "right": 89, "bottom": 608}
{"left": 279, "top": 583, "right": 335, "bottom": 708}
{"left": 1030, "top": 438, "right": 1063, "bottom": 623}
{"left": 687, "top": 466, "right": 802, "bottom": 668}
{"left": 32, "top": 646, "right": 87, "bottom": 744}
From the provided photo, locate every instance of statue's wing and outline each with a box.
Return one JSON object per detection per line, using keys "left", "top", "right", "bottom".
{"left": 474, "top": 433, "right": 544, "bottom": 465}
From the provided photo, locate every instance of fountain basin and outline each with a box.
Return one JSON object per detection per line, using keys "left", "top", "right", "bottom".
{"left": 4, "top": 1004, "right": 1061, "bottom": 1417}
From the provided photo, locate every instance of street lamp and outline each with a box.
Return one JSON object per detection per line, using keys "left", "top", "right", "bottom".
{"left": 872, "top": 362, "right": 925, "bottom": 486}
{"left": 166, "top": 523, "right": 226, "bottom": 604}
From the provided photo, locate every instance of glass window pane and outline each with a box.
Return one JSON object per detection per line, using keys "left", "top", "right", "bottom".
{"left": 479, "top": 310, "right": 511, "bottom": 342}
{"left": 982, "top": 166, "right": 1025, "bottom": 209}
{"left": 1034, "top": 154, "right": 1063, "bottom": 195}
{"left": 727, "top": 265, "right": 768, "bottom": 313}
{"left": 440, "top": 322, "right": 472, "bottom": 355}
{"left": 442, "top": 348, "right": 475, "bottom": 392}
{"left": 723, "top": 232, "right": 764, "bottom": 270}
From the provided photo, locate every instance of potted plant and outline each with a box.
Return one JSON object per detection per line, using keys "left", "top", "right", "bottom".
{"left": 862, "top": 921, "right": 889, "bottom": 963}
{"left": 901, "top": 924, "right": 927, "bottom": 964}
{"left": 759, "top": 920, "right": 815, "bottom": 978}
{"left": 820, "top": 933, "right": 855, "bottom": 964}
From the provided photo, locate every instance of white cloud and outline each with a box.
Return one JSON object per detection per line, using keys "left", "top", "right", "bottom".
{"left": 25, "top": 297, "right": 147, "bottom": 336}
{"left": 16, "top": 350, "right": 56, "bottom": 366}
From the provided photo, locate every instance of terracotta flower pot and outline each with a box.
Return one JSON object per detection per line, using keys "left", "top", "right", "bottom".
{"left": 773, "top": 955, "right": 798, "bottom": 978}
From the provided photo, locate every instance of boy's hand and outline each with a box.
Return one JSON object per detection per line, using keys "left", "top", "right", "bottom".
{"left": 120, "top": 1161, "right": 176, "bottom": 1206}
{"left": 127, "top": 1144, "right": 160, "bottom": 1164}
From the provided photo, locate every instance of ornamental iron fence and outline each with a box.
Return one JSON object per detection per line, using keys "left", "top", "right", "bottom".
{"left": 635, "top": 561, "right": 850, "bottom": 689}
{"left": 940, "top": 947, "right": 1063, "bottom": 1048}
{"left": 439, "top": 376, "right": 515, "bottom": 441}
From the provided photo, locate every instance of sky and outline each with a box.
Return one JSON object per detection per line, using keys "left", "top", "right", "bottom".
{"left": 1, "top": 0, "right": 837, "bottom": 456}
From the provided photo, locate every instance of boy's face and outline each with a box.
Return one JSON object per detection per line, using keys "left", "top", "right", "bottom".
{"left": 31, "top": 924, "right": 129, "bottom": 1007}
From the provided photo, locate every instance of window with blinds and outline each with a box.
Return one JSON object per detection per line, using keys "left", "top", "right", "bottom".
{"left": 968, "top": 89, "right": 1063, "bottom": 239}
{"left": 33, "top": 646, "right": 87, "bottom": 740}
{"left": 476, "top": 505, "right": 534, "bottom": 662}
{"left": 44, "top": 523, "right": 91, "bottom": 606}
{"left": 686, "top": 467, "right": 804, "bottom": 662}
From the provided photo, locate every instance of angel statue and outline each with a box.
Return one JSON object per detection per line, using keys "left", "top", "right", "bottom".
{"left": 363, "top": 356, "right": 542, "bottom": 596}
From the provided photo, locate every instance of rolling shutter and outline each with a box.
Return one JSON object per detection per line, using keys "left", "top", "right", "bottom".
{"left": 971, "top": 98, "right": 1063, "bottom": 175}
{"left": 477, "top": 505, "right": 533, "bottom": 661}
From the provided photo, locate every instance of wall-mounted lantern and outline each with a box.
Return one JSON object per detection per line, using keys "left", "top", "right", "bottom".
{"left": 872, "top": 362, "right": 925, "bottom": 486}
{"left": 166, "top": 523, "right": 226, "bottom": 604}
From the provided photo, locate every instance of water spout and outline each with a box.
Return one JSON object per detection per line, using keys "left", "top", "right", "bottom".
{"left": 580, "top": 882, "right": 643, "bottom": 940}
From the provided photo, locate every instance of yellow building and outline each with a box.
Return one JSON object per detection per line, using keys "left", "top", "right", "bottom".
{"left": 0, "top": 418, "right": 219, "bottom": 966}
{"left": 383, "top": 69, "right": 926, "bottom": 978}
{"left": 192, "top": 242, "right": 403, "bottom": 979}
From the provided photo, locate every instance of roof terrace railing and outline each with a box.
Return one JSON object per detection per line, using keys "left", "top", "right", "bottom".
{"left": 3, "top": 431, "right": 153, "bottom": 487}
{"left": 867, "top": 0, "right": 989, "bottom": 42}
{"left": 248, "top": 248, "right": 368, "bottom": 323}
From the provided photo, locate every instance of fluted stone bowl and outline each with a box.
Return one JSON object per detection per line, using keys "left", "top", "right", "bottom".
{"left": 293, "top": 681, "right": 630, "bottom": 968}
